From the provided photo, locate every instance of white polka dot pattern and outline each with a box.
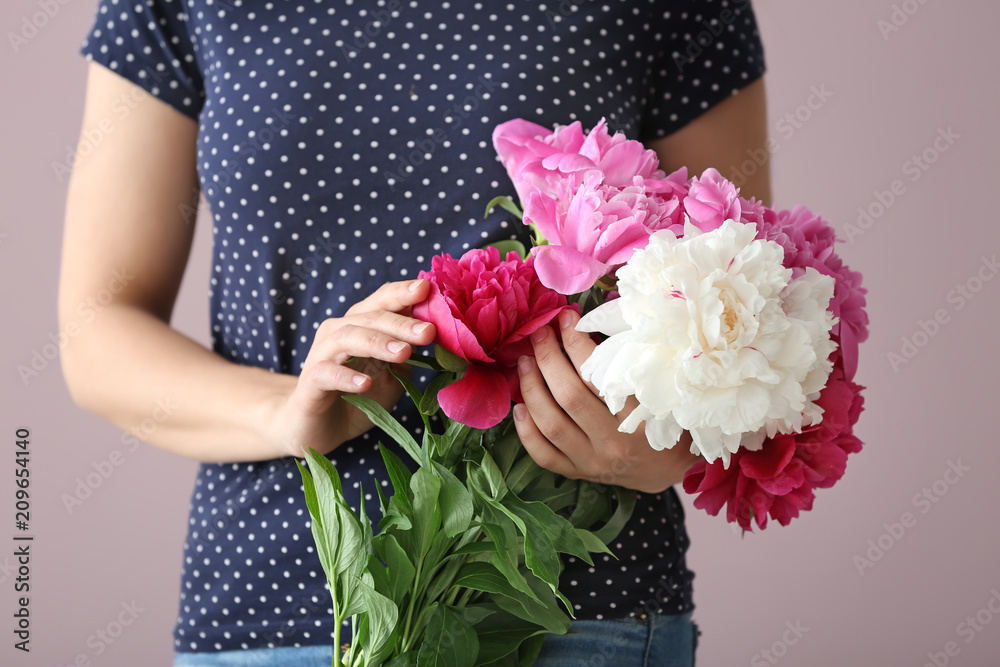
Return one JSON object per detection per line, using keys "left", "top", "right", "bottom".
{"left": 79, "top": 0, "right": 765, "bottom": 653}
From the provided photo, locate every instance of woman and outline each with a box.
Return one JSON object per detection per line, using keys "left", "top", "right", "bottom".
{"left": 61, "top": 1, "right": 770, "bottom": 665}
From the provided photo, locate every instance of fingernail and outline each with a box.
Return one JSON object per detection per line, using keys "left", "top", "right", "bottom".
{"left": 408, "top": 279, "right": 424, "bottom": 292}
{"left": 559, "top": 310, "right": 574, "bottom": 330}
{"left": 412, "top": 321, "right": 431, "bottom": 335}
{"left": 388, "top": 341, "right": 406, "bottom": 353}
{"left": 352, "top": 374, "right": 367, "bottom": 387}
{"left": 518, "top": 355, "right": 533, "bottom": 376}
{"left": 531, "top": 327, "right": 548, "bottom": 343}
{"left": 513, "top": 404, "right": 526, "bottom": 421}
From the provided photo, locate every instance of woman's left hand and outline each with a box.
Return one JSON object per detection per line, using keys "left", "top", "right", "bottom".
{"left": 514, "top": 308, "right": 701, "bottom": 494}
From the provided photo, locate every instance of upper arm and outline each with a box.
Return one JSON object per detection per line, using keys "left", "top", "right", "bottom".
{"left": 647, "top": 78, "right": 772, "bottom": 206}
{"left": 59, "top": 61, "right": 200, "bottom": 328}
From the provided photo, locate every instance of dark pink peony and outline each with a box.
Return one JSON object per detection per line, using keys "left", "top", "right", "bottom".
{"left": 413, "top": 246, "right": 576, "bottom": 429}
{"left": 682, "top": 352, "right": 865, "bottom": 531}
{"left": 755, "top": 206, "right": 870, "bottom": 380}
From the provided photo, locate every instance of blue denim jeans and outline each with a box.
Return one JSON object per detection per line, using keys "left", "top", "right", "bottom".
{"left": 173, "top": 612, "right": 698, "bottom": 666}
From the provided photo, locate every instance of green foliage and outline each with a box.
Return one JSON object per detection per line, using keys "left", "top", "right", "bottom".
{"left": 298, "top": 348, "right": 634, "bottom": 666}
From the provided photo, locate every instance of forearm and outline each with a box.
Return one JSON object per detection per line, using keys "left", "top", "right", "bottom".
{"left": 61, "top": 303, "right": 296, "bottom": 463}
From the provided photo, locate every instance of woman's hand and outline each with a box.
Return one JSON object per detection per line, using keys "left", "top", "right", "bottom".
{"left": 513, "top": 309, "right": 700, "bottom": 494}
{"left": 269, "top": 279, "right": 437, "bottom": 458}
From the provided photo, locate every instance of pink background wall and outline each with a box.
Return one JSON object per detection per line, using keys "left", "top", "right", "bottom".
{"left": 2, "top": 1, "right": 998, "bottom": 665}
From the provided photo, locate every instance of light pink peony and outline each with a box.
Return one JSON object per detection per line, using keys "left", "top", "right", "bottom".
{"left": 413, "top": 247, "right": 576, "bottom": 429}
{"left": 756, "top": 206, "right": 869, "bottom": 379}
{"left": 682, "top": 352, "right": 865, "bottom": 531}
{"left": 682, "top": 168, "right": 743, "bottom": 232}
{"left": 523, "top": 170, "right": 686, "bottom": 295}
{"left": 492, "top": 118, "right": 670, "bottom": 207}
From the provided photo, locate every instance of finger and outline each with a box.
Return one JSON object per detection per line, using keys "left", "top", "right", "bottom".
{"left": 320, "top": 323, "right": 419, "bottom": 366}
{"left": 348, "top": 278, "right": 432, "bottom": 315}
{"left": 297, "top": 359, "right": 370, "bottom": 406}
{"left": 554, "top": 308, "right": 602, "bottom": 398}
{"left": 512, "top": 403, "right": 578, "bottom": 478}
{"left": 348, "top": 310, "right": 437, "bottom": 347}
{"left": 516, "top": 349, "right": 590, "bottom": 461}
{"left": 529, "top": 325, "right": 611, "bottom": 437}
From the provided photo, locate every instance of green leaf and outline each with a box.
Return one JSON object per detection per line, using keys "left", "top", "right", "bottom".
{"left": 591, "top": 487, "right": 637, "bottom": 544}
{"left": 472, "top": 493, "right": 537, "bottom": 603}
{"left": 358, "top": 575, "right": 400, "bottom": 666}
{"left": 574, "top": 528, "right": 614, "bottom": 558}
{"left": 483, "top": 195, "right": 524, "bottom": 220}
{"left": 454, "top": 562, "right": 525, "bottom": 600}
{"left": 434, "top": 343, "right": 469, "bottom": 373}
{"left": 568, "top": 481, "right": 612, "bottom": 529}
{"left": 385, "top": 652, "right": 419, "bottom": 667}
{"left": 504, "top": 493, "right": 594, "bottom": 568}
{"left": 517, "top": 633, "right": 547, "bottom": 667}
{"left": 295, "top": 459, "right": 336, "bottom": 579}
{"left": 472, "top": 607, "right": 549, "bottom": 666}
{"left": 448, "top": 541, "right": 496, "bottom": 558}
{"left": 410, "top": 468, "right": 443, "bottom": 560}
{"left": 505, "top": 455, "right": 547, "bottom": 495}
{"left": 407, "top": 354, "right": 446, "bottom": 372}
{"left": 490, "top": 500, "right": 562, "bottom": 589}
{"left": 343, "top": 394, "right": 422, "bottom": 463}
{"left": 480, "top": 450, "right": 507, "bottom": 501}
{"left": 419, "top": 372, "right": 452, "bottom": 417}
{"left": 485, "top": 423, "right": 521, "bottom": 476}
{"left": 432, "top": 462, "right": 474, "bottom": 538}
{"left": 380, "top": 533, "right": 417, "bottom": 605}
{"left": 300, "top": 449, "right": 365, "bottom": 587}
{"left": 422, "top": 545, "right": 465, "bottom": 603}
{"left": 487, "top": 239, "right": 527, "bottom": 261}
{"left": 379, "top": 445, "right": 414, "bottom": 512}
{"left": 417, "top": 605, "right": 480, "bottom": 667}
{"left": 491, "top": 571, "right": 572, "bottom": 634}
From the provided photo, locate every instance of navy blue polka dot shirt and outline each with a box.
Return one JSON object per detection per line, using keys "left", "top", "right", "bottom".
{"left": 79, "top": 0, "right": 765, "bottom": 653}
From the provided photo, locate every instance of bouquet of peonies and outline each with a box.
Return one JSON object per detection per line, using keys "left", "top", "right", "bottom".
{"left": 299, "top": 118, "right": 868, "bottom": 666}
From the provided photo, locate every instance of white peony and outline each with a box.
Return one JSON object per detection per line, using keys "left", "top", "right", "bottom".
{"left": 577, "top": 218, "right": 837, "bottom": 467}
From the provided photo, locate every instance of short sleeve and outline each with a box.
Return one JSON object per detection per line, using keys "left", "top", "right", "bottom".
{"left": 79, "top": 0, "right": 204, "bottom": 120}
{"left": 639, "top": 0, "right": 767, "bottom": 141}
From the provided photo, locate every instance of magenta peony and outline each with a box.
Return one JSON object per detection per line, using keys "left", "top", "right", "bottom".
{"left": 413, "top": 246, "right": 575, "bottom": 429}
{"left": 682, "top": 352, "right": 865, "bottom": 531}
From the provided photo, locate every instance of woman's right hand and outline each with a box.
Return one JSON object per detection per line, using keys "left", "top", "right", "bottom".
{"left": 268, "top": 278, "right": 438, "bottom": 458}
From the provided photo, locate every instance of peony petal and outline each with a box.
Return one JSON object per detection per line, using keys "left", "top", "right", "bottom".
{"left": 437, "top": 363, "right": 512, "bottom": 429}
{"left": 415, "top": 291, "right": 494, "bottom": 364}
{"left": 533, "top": 245, "right": 610, "bottom": 295}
